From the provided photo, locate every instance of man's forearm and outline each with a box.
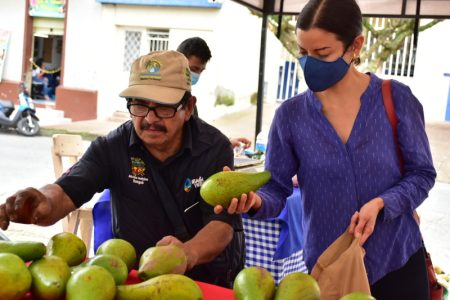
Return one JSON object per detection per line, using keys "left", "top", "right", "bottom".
{"left": 185, "top": 220, "right": 233, "bottom": 268}
{"left": 38, "top": 184, "right": 77, "bottom": 226}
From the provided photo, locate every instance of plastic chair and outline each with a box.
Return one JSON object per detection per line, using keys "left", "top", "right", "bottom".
{"left": 51, "top": 134, "right": 93, "bottom": 251}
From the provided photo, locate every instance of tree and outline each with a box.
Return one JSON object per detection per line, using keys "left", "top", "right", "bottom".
{"left": 265, "top": 15, "right": 442, "bottom": 73}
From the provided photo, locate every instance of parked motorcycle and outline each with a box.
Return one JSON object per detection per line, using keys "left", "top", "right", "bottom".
{"left": 0, "top": 84, "right": 40, "bottom": 136}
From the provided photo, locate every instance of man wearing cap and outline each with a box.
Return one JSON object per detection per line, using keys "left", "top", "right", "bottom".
{"left": 0, "top": 50, "right": 244, "bottom": 287}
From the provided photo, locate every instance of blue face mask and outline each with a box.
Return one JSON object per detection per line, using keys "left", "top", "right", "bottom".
{"left": 299, "top": 55, "right": 350, "bottom": 92}
{"left": 190, "top": 71, "right": 200, "bottom": 85}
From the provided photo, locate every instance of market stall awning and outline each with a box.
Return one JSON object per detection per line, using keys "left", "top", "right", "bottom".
{"left": 231, "top": 0, "right": 450, "bottom": 18}
{"left": 228, "top": 0, "right": 450, "bottom": 139}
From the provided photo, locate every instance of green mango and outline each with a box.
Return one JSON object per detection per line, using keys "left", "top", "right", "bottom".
{"left": 138, "top": 244, "right": 187, "bottom": 281}
{"left": 200, "top": 171, "right": 271, "bottom": 208}
{"left": 116, "top": 273, "right": 203, "bottom": 300}
{"left": 274, "top": 272, "right": 320, "bottom": 300}
{"left": 29, "top": 255, "right": 71, "bottom": 300}
{"left": 47, "top": 232, "right": 87, "bottom": 267}
{"left": 340, "top": 292, "right": 376, "bottom": 300}
{"left": 95, "top": 238, "right": 137, "bottom": 271}
{"left": 66, "top": 265, "right": 116, "bottom": 300}
{"left": 85, "top": 254, "right": 128, "bottom": 285}
{"left": 0, "top": 240, "right": 46, "bottom": 262}
{"left": 233, "top": 266, "right": 275, "bottom": 300}
{"left": 0, "top": 253, "right": 32, "bottom": 300}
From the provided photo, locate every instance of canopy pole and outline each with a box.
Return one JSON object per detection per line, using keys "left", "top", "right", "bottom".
{"left": 255, "top": 13, "right": 268, "bottom": 141}
{"left": 276, "top": 0, "right": 285, "bottom": 38}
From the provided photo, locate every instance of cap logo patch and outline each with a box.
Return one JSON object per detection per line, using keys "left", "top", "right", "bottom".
{"left": 140, "top": 60, "right": 161, "bottom": 80}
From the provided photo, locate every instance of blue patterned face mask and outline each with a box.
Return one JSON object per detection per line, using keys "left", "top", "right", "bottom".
{"left": 299, "top": 55, "right": 350, "bottom": 92}
{"left": 190, "top": 71, "right": 200, "bottom": 85}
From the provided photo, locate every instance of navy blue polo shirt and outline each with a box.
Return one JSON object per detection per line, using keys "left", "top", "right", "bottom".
{"left": 56, "top": 117, "right": 241, "bottom": 261}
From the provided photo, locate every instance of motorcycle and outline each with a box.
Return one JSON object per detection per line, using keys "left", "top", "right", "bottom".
{"left": 0, "top": 84, "right": 40, "bottom": 136}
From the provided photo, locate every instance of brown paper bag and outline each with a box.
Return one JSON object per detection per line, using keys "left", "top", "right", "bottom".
{"left": 310, "top": 231, "right": 371, "bottom": 300}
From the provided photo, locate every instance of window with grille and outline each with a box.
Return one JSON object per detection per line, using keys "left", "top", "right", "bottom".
{"left": 123, "top": 31, "right": 142, "bottom": 72}
{"left": 147, "top": 30, "right": 169, "bottom": 52}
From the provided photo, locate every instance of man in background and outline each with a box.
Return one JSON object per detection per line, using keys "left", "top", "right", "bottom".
{"left": 177, "top": 37, "right": 251, "bottom": 149}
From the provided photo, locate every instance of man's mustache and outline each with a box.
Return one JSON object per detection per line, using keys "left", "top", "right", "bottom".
{"left": 140, "top": 120, "right": 167, "bottom": 132}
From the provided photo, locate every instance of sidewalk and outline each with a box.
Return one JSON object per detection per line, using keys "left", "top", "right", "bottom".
{"left": 42, "top": 102, "right": 450, "bottom": 183}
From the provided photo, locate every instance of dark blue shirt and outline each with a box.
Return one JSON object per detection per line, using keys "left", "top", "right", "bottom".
{"left": 56, "top": 117, "right": 243, "bottom": 284}
{"left": 255, "top": 74, "right": 436, "bottom": 284}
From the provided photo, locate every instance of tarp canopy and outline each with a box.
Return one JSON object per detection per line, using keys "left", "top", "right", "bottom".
{"left": 232, "top": 0, "right": 450, "bottom": 18}
{"left": 228, "top": 0, "right": 450, "bottom": 139}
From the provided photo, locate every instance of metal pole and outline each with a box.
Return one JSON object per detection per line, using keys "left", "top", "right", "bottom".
{"left": 411, "top": 0, "right": 421, "bottom": 76}
{"left": 255, "top": 13, "right": 268, "bottom": 141}
{"left": 276, "top": 0, "right": 285, "bottom": 38}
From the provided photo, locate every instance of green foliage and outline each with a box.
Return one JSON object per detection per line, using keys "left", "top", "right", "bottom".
{"left": 250, "top": 92, "right": 257, "bottom": 105}
{"left": 215, "top": 86, "right": 235, "bottom": 107}
{"left": 261, "top": 13, "right": 442, "bottom": 73}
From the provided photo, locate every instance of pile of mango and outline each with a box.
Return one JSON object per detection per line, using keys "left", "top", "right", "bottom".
{"left": 232, "top": 266, "right": 375, "bottom": 300}
{"left": 0, "top": 232, "right": 202, "bottom": 300}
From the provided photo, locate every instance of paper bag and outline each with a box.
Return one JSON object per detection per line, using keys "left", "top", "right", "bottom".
{"left": 311, "top": 231, "right": 371, "bottom": 300}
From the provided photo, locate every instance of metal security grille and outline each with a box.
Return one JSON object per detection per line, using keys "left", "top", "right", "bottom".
{"left": 123, "top": 31, "right": 142, "bottom": 72}
{"left": 365, "top": 18, "right": 416, "bottom": 77}
{"left": 147, "top": 30, "right": 169, "bottom": 52}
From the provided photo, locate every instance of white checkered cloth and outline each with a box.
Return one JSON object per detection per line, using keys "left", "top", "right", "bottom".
{"left": 243, "top": 217, "right": 308, "bottom": 285}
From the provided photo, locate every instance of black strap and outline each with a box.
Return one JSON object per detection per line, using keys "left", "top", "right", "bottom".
{"left": 148, "top": 166, "right": 191, "bottom": 242}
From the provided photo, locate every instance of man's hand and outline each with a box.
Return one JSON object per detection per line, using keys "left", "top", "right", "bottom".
{"left": 230, "top": 137, "right": 252, "bottom": 149}
{"left": 348, "top": 197, "right": 384, "bottom": 246}
{"left": 0, "top": 187, "right": 52, "bottom": 230}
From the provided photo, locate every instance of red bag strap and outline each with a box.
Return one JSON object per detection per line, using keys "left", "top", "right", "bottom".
{"left": 381, "top": 80, "right": 404, "bottom": 174}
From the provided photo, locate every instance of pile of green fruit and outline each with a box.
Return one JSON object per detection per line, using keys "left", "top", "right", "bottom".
{"left": 0, "top": 233, "right": 203, "bottom": 300}
{"left": 232, "top": 266, "right": 375, "bottom": 300}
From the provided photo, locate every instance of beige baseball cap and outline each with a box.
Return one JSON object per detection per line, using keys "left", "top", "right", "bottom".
{"left": 119, "top": 50, "right": 192, "bottom": 104}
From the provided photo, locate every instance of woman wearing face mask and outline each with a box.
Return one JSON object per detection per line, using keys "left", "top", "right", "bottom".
{"left": 215, "top": 0, "right": 436, "bottom": 298}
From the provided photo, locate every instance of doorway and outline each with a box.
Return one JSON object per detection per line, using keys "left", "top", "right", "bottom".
{"left": 31, "top": 34, "right": 62, "bottom": 102}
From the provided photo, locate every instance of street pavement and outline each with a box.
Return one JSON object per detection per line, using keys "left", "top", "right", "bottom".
{"left": 1, "top": 102, "right": 450, "bottom": 269}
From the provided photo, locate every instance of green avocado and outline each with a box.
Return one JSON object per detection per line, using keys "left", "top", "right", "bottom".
{"left": 86, "top": 254, "right": 128, "bottom": 285}
{"left": 233, "top": 266, "right": 275, "bottom": 300}
{"left": 200, "top": 171, "right": 271, "bottom": 208}
{"left": 116, "top": 274, "right": 203, "bottom": 300}
{"left": 29, "top": 255, "right": 71, "bottom": 300}
{"left": 138, "top": 244, "right": 187, "bottom": 281}
{"left": 0, "top": 240, "right": 46, "bottom": 262}
{"left": 47, "top": 232, "right": 87, "bottom": 267}
{"left": 340, "top": 292, "right": 376, "bottom": 300}
{"left": 66, "top": 265, "right": 116, "bottom": 300}
{"left": 274, "top": 272, "right": 320, "bottom": 300}
{"left": 0, "top": 253, "right": 32, "bottom": 300}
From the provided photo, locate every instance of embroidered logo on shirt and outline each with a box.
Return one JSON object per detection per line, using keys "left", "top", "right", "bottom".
{"left": 129, "top": 157, "right": 148, "bottom": 185}
{"left": 183, "top": 176, "right": 204, "bottom": 193}
{"left": 184, "top": 178, "right": 192, "bottom": 192}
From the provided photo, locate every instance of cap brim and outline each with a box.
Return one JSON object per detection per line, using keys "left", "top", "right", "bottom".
{"left": 119, "top": 85, "right": 185, "bottom": 105}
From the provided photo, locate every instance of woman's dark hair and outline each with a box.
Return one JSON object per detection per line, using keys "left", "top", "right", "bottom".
{"left": 177, "top": 37, "right": 212, "bottom": 64}
{"left": 296, "top": 0, "right": 362, "bottom": 51}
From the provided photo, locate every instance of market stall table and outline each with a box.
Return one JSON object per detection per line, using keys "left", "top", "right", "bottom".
{"left": 25, "top": 269, "right": 235, "bottom": 300}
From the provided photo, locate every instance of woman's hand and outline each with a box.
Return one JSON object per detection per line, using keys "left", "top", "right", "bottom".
{"left": 213, "top": 166, "right": 262, "bottom": 215}
{"left": 348, "top": 197, "right": 384, "bottom": 246}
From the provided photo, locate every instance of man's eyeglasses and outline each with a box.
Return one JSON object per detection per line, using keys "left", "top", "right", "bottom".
{"left": 127, "top": 101, "right": 183, "bottom": 119}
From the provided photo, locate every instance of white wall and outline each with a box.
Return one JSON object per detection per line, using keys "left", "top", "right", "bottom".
{"left": 0, "top": 0, "right": 26, "bottom": 82}
{"left": 410, "top": 19, "right": 450, "bottom": 121}
{"left": 63, "top": 0, "right": 103, "bottom": 91}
